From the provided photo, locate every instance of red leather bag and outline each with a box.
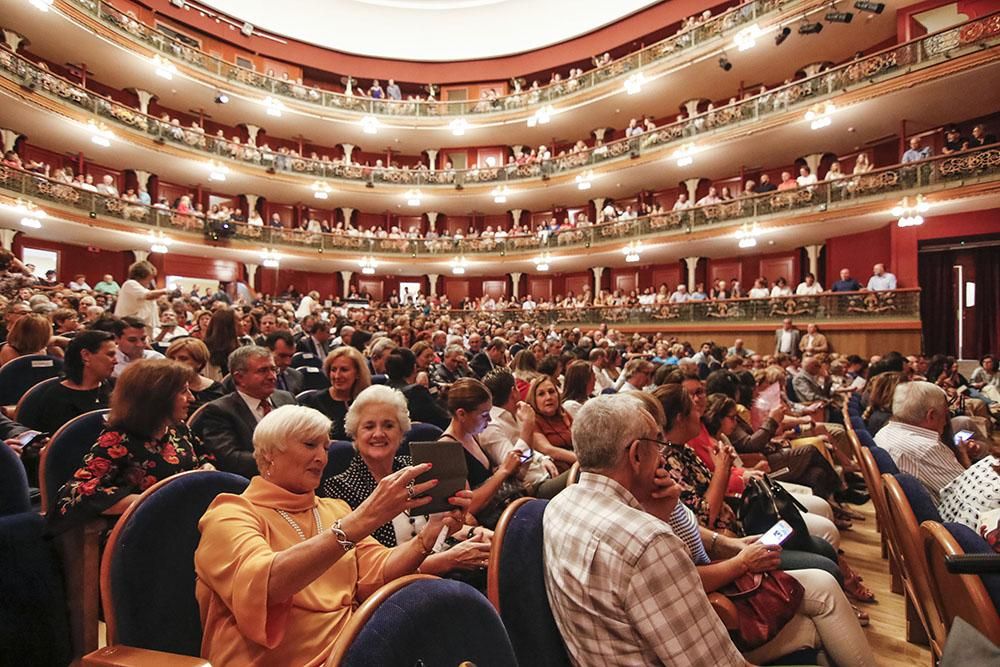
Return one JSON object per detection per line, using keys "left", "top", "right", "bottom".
{"left": 720, "top": 570, "right": 805, "bottom": 650}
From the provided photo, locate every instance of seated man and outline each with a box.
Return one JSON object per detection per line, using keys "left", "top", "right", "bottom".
{"left": 194, "top": 346, "right": 295, "bottom": 478}
{"left": 470, "top": 336, "right": 507, "bottom": 379}
{"left": 544, "top": 394, "right": 747, "bottom": 666}
{"left": 875, "top": 381, "right": 968, "bottom": 501}
{"left": 432, "top": 343, "right": 468, "bottom": 386}
{"left": 617, "top": 358, "right": 654, "bottom": 392}
{"left": 108, "top": 315, "right": 164, "bottom": 377}
{"left": 265, "top": 330, "right": 303, "bottom": 395}
{"left": 385, "top": 347, "right": 450, "bottom": 429}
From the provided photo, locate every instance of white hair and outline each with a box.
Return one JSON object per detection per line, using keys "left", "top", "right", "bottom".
{"left": 891, "top": 381, "right": 946, "bottom": 425}
{"left": 253, "top": 405, "right": 331, "bottom": 468}
{"left": 572, "top": 394, "right": 655, "bottom": 470}
{"left": 345, "top": 385, "right": 412, "bottom": 438}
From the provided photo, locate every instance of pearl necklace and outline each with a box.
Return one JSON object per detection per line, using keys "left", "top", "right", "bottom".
{"left": 275, "top": 507, "right": 323, "bottom": 541}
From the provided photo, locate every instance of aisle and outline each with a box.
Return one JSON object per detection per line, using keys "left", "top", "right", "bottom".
{"left": 840, "top": 501, "right": 932, "bottom": 667}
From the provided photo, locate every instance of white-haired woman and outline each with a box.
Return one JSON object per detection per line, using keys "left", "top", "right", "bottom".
{"left": 321, "top": 386, "right": 493, "bottom": 580}
{"left": 195, "top": 405, "right": 471, "bottom": 666}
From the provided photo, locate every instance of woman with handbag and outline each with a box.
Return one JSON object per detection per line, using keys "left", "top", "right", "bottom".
{"left": 627, "top": 391, "right": 876, "bottom": 666}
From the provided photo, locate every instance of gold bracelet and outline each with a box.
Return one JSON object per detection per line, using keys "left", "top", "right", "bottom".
{"left": 710, "top": 532, "right": 719, "bottom": 556}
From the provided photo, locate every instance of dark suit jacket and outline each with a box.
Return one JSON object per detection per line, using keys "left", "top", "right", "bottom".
{"left": 277, "top": 367, "right": 304, "bottom": 395}
{"left": 194, "top": 390, "right": 296, "bottom": 478}
{"left": 390, "top": 380, "right": 451, "bottom": 430}
{"left": 470, "top": 351, "right": 495, "bottom": 379}
{"left": 295, "top": 336, "right": 329, "bottom": 358}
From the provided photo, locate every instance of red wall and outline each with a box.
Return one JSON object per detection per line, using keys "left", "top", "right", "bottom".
{"left": 13, "top": 234, "right": 132, "bottom": 285}
{"left": 890, "top": 209, "right": 1000, "bottom": 287}
{"left": 826, "top": 225, "right": 893, "bottom": 287}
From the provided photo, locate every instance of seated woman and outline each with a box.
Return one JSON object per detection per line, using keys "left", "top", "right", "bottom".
{"left": 299, "top": 346, "right": 371, "bottom": 440}
{"left": 28, "top": 330, "right": 116, "bottom": 434}
{"left": 527, "top": 375, "right": 577, "bottom": 473}
{"left": 625, "top": 391, "right": 877, "bottom": 664}
{"left": 863, "top": 371, "right": 905, "bottom": 435}
{"left": 510, "top": 349, "right": 541, "bottom": 399}
{"left": 202, "top": 309, "right": 241, "bottom": 382}
{"left": 320, "top": 385, "right": 492, "bottom": 578}
{"left": 165, "top": 337, "right": 225, "bottom": 414}
{"left": 384, "top": 347, "right": 450, "bottom": 429}
{"left": 195, "top": 405, "right": 470, "bottom": 666}
{"left": 939, "top": 437, "right": 1000, "bottom": 535}
{"left": 440, "top": 378, "right": 524, "bottom": 528}
{"left": 50, "top": 359, "right": 211, "bottom": 530}
{"left": 560, "top": 360, "right": 594, "bottom": 418}
{"left": 0, "top": 312, "right": 60, "bottom": 366}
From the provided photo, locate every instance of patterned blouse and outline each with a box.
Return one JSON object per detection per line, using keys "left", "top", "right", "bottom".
{"left": 663, "top": 442, "right": 737, "bottom": 532}
{"left": 52, "top": 423, "right": 211, "bottom": 528}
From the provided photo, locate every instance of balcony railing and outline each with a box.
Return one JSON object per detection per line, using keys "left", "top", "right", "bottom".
{"left": 72, "top": 0, "right": 795, "bottom": 118}
{"left": 2, "top": 147, "right": 996, "bottom": 258}
{"left": 2, "top": 11, "right": 997, "bottom": 189}
{"left": 348, "top": 290, "right": 921, "bottom": 326}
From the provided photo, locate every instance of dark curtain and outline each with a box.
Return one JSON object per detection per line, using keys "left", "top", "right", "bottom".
{"left": 974, "top": 248, "right": 1000, "bottom": 357}
{"left": 918, "top": 251, "right": 956, "bottom": 356}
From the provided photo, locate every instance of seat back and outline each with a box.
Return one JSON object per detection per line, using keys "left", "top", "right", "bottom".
{"left": 296, "top": 366, "right": 330, "bottom": 391}
{"left": 0, "top": 354, "right": 64, "bottom": 405}
{"left": 859, "top": 448, "right": 890, "bottom": 531}
{"left": 292, "top": 352, "right": 322, "bottom": 369}
{"left": 39, "top": 409, "right": 110, "bottom": 514}
{"left": 324, "top": 440, "right": 356, "bottom": 479}
{"left": 856, "top": 428, "right": 878, "bottom": 450}
{"left": 102, "top": 470, "right": 249, "bottom": 655}
{"left": 882, "top": 473, "right": 945, "bottom": 652}
{"left": 186, "top": 402, "right": 213, "bottom": 435}
{"left": 785, "top": 376, "right": 799, "bottom": 403}
{"left": 871, "top": 446, "right": 899, "bottom": 475}
{"left": 487, "top": 498, "right": 571, "bottom": 667}
{"left": 403, "top": 422, "right": 443, "bottom": 448}
{"left": 371, "top": 373, "right": 388, "bottom": 385}
{"left": 329, "top": 575, "right": 517, "bottom": 667}
{"left": 850, "top": 415, "right": 867, "bottom": 433}
{"left": 296, "top": 389, "right": 320, "bottom": 402}
{"left": 0, "top": 441, "right": 30, "bottom": 516}
{"left": 921, "top": 521, "right": 1000, "bottom": 648}
{"left": 13, "top": 376, "right": 62, "bottom": 429}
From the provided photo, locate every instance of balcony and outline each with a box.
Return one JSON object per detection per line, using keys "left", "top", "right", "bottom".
{"left": 2, "top": 146, "right": 996, "bottom": 261}
{"left": 68, "top": 0, "right": 800, "bottom": 119}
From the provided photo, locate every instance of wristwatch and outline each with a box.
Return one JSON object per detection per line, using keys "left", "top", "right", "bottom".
{"left": 330, "top": 520, "right": 355, "bottom": 552}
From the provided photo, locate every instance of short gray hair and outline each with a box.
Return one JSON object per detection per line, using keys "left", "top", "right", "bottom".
{"left": 229, "top": 345, "right": 273, "bottom": 374}
{"left": 369, "top": 336, "right": 397, "bottom": 358}
{"left": 892, "top": 381, "right": 946, "bottom": 425}
{"left": 345, "top": 385, "right": 412, "bottom": 439}
{"left": 253, "top": 404, "right": 331, "bottom": 468}
{"left": 572, "top": 394, "right": 656, "bottom": 471}
{"left": 444, "top": 343, "right": 465, "bottom": 358}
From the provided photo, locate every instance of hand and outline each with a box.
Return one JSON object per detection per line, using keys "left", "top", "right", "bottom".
{"left": 541, "top": 457, "right": 559, "bottom": 478}
{"left": 742, "top": 468, "right": 765, "bottom": 482}
{"left": 642, "top": 466, "right": 681, "bottom": 522}
{"left": 354, "top": 463, "right": 438, "bottom": 532}
{"left": 498, "top": 450, "right": 522, "bottom": 477}
{"left": 442, "top": 538, "right": 493, "bottom": 571}
{"left": 711, "top": 443, "right": 734, "bottom": 471}
{"left": 515, "top": 401, "right": 536, "bottom": 427}
{"left": 768, "top": 404, "right": 787, "bottom": 422}
{"left": 416, "top": 371, "right": 430, "bottom": 387}
{"left": 3, "top": 438, "right": 23, "bottom": 456}
{"left": 753, "top": 459, "right": 771, "bottom": 473}
{"left": 737, "top": 541, "right": 781, "bottom": 574}
{"left": 966, "top": 439, "right": 985, "bottom": 460}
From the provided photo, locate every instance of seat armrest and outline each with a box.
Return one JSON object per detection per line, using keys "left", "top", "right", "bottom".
{"left": 83, "top": 646, "right": 211, "bottom": 667}
{"left": 708, "top": 592, "right": 739, "bottom": 630}
{"left": 945, "top": 554, "right": 1000, "bottom": 575}
{"left": 739, "top": 453, "right": 766, "bottom": 467}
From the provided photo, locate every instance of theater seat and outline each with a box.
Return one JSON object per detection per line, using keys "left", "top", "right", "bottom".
{"left": 0, "top": 441, "right": 30, "bottom": 517}
{"left": 40, "top": 409, "right": 110, "bottom": 514}
{"left": 871, "top": 447, "right": 899, "bottom": 475}
{"left": 13, "top": 376, "right": 62, "bottom": 430}
{"left": 292, "top": 352, "right": 322, "bottom": 370}
{"left": 403, "top": 421, "right": 443, "bottom": 447}
{"left": 324, "top": 441, "right": 355, "bottom": 478}
{"left": 856, "top": 429, "right": 877, "bottom": 450}
{"left": 296, "top": 366, "right": 331, "bottom": 391}
{"left": 0, "top": 354, "right": 64, "bottom": 406}
{"left": 371, "top": 373, "right": 388, "bottom": 385}
{"left": 328, "top": 575, "right": 517, "bottom": 667}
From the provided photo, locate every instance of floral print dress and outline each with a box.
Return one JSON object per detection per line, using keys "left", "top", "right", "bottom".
{"left": 51, "top": 423, "right": 211, "bottom": 529}
{"left": 663, "top": 443, "right": 737, "bottom": 532}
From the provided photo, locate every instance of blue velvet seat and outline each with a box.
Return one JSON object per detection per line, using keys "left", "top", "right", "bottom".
{"left": 324, "top": 440, "right": 356, "bottom": 479}
{"left": 370, "top": 374, "right": 388, "bottom": 385}
{"left": 296, "top": 365, "right": 330, "bottom": 391}
{"left": 292, "top": 352, "right": 322, "bottom": 370}
{"left": 0, "top": 442, "right": 30, "bottom": 517}
{"left": 0, "top": 354, "right": 64, "bottom": 406}
{"left": 856, "top": 429, "right": 877, "bottom": 450}
{"left": 850, "top": 415, "right": 867, "bottom": 433}
{"left": 403, "top": 421, "right": 443, "bottom": 448}
{"left": 785, "top": 377, "right": 800, "bottom": 403}
{"left": 871, "top": 447, "right": 899, "bottom": 475}
{"left": 14, "top": 376, "right": 62, "bottom": 431}
{"left": 487, "top": 498, "right": 571, "bottom": 667}
{"left": 336, "top": 577, "right": 517, "bottom": 667}
{"left": 39, "top": 409, "right": 110, "bottom": 514}
{"left": 944, "top": 522, "right": 1000, "bottom": 614}
{"left": 895, "top": 473, "right": 941, "bottom": 524}
{"left": 103, "top": 470, "right": 249, "bottom": 656}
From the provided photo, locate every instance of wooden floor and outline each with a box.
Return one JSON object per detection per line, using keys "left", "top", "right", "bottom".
{"left": 841, "top": 500, "right": 932, "bottom": 667}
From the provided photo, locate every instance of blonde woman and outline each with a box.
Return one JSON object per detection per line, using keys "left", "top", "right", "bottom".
{"left": 299, "top": 346, "right": 372, "bottom": 440}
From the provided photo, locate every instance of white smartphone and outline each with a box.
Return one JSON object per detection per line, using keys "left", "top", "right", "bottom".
{"left": 759, "top": 519, "right": 794, "bottom": 546}
{"left": 953, "top": 430, "right": 974, "bottom": 445}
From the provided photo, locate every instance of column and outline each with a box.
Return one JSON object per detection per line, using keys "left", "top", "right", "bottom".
{"left": 2, "top": 29, "right": 26, "bottom": 52}
{"left": 244, "top": 194, "right": 259, "bottom": 216}
{"left": 245, "top": 124, "right": 262, "bottom": 146}
{"left": 681, "top": 99, "right": 706, "bottom": 117}
{"left": 132, "top": 250, "right": 150, "bottom": 263}
{"left": 133, "top": 170, "right": 152, "bottom": 191}
{"left": 683, "top": 257, "right": 701, "bottom": 291}
{"left": 340, "top": 207, "right": 354, "bottom": 226}
{"left": 340, "top": 143, "right": 355, "bottom": 162}
{"left": 804, "top": 244, "right": 824, "bottom": 278}
{"left": 591, "top": 198, "right": 606, "bottom": 223}
{"left": 425, "top": 211, "right": 439, "bottom": 231}
{"left": 509, "top": 209, "right": 522, "bottom": 229}
{"left": 800, "top": 153, "right": 823, "bottom": 177}
{"left": 592, "top": 128, "right": 608, "bottom": 143}
{"left": 684, "top": 178, "right": 701, "bottom": 202}
{"left": 244, "top": 262, "right": 259, "bottom": 290}
{"left": 0, "top": 128, "right": 22, "bottom": 153}
{"left": 425, "top": 149, "right": 438, "bottom": 171}
{"left": 339, "top": 270, "right": 353, "bottom": 298}
{"left": 0, "top": 228, "right": 16, "bottom": 251}
{"left": 427, "top": 274, "right": 439, "bottom": 297}
{"left": 591, "top": 266, "right": 605, "bottom": 294}
{"left": 510, "top": 272, "right": 522, "bottom": 299}
{"left": 134, "top": 90, "right": 156, "bottom": 115}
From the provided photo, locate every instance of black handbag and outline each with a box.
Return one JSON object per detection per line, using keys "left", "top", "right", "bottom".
{"left": 738, "top": 474, "right": 811, "bottom": 551}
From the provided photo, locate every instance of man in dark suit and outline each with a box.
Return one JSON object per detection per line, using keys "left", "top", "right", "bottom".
{"left": 194, "top": 346, "right": 296, "bottom": 478}
{"left": 470, "top": 337, "right": 508, "bottom": 379}
{"left": 774, "top": 318, "right": 801, "bottom": 357}
{"left": 386, "top": 348, "right": 450, "bottom": 429}
{"left": 295, "top": 320, "right": 331, "bottom": 358}
{"left": 265, "top": 330, "right": 304, "bottom": 395}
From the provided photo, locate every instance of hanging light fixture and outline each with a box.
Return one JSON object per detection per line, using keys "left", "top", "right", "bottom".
{"left": 672, "top": 143, "right": 700, "bottom": 167}
{"left": 358, "top": 255, "right": 378, "bottom": 275}
{"left": 264, "top": 96, "right": 284, "bottom": 117}
{"left": 449, "top": 118, "right": 469, "bottom": 136}
{"left": 492, "top": 186, "right": 510, "bottom": 204}
{"left": 623, "top": 240, "right": 643, "bottom": 263}
{"left": 733, "top": 23, "right": 763, "bottom": 51}
{"left": 624, "top": 73, "right": 645, "bottom": 95}
{"left": 575, "top": 171, "right": 594, "bottom": 191}
{"left": 805, "top": 102, "right": 836, "bottom": 130}
{"left": 87, "top": 120, "right": 114, "bottom": 147}
{"left": 527, "top": 106, "right": 554, "bottom": 127}
{"left": 311, "top": 181, "right": 332, "bottom": 200}
{"left": 361, "top": 115, "right": 380, "bottom": 134}
{"left": 892, "top": 195, "right": 930, "bottom": 227}
{"left": 736, "top": 222, "right": 761, "bottom": 248}
{"left": 149, "top": 230, "right": 172, "bottom": 254}
{"left": 261, "top": 248, "right": 280, "bottom": 268}
{"left": 152, "top": 55, "right": 177, "bottom": 80}
{"left": 207, "top": 161, "right": 229, "bottom": 182}
{"left": 533, "top": 252, "right": 552, "bottom": 272}
{"left": 6, "top": 199, "right": 46, "bottom": 228}
{"left": 451, "top": 255, "right": 468, "bottom": 275}
{"left": 405, "top": 189, "right": 422, "bottom": 207}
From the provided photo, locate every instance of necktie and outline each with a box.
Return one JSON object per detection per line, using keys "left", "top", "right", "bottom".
{"left": 276, "top": 371, "right": 287, "bottom": 391}
{"left": 259, "top": 399, "right": 273, "bottom": 419}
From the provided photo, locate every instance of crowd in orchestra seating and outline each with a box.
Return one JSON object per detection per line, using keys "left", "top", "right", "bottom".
{"left": 3, "top": 239, "right": 999, "bottom": 664}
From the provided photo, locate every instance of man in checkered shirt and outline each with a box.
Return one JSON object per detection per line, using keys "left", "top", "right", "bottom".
{"left": 543, "top": 394, "right": 747, "bottom": 666}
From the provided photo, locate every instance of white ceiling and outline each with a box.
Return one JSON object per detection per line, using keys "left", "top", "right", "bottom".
{"left": 199, "top": 0, "right": 660, "bottom": 61}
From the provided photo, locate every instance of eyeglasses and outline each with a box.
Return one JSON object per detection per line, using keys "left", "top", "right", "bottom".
{"left": 627, "top": 437, "right": 672, "bottom": 457}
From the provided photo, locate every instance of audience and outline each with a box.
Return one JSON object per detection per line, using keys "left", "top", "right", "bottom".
{"left": 164, "top": 337, "right": 226, "bottom": 413}
{"left": 299, "top": 347, "right": 372, "bottom": 440}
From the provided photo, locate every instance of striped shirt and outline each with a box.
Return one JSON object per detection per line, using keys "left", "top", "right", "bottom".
{"left": 874, "top": 421, "right": 965, "bottom": 501}
{"left": 543, "top": 472, "right": 743, "bottom": 667}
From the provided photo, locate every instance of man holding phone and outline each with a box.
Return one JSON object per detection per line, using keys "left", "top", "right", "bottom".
{"left": 543, "top": 395, "right": 748, "bottom": 666}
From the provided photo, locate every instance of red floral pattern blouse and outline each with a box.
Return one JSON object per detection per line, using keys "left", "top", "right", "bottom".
{"left": 52, "top": 423, "right": 211, "bottom": 526}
